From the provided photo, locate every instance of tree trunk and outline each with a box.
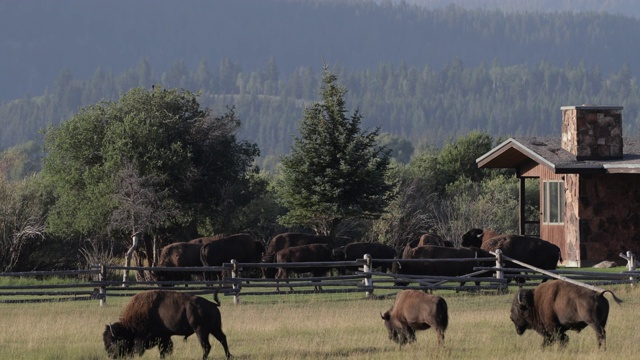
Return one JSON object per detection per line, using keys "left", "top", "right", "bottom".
{"left": 122, "top": 233, "right": 139, "bottom": 287}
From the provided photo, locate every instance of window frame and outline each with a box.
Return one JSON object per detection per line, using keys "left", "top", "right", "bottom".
{"left": 542, "top": 180, "right": 565, "bottom": 224}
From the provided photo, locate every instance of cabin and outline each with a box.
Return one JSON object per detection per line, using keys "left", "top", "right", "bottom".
{"left": 477, "top": 105, "right": 640, "bottom": 267}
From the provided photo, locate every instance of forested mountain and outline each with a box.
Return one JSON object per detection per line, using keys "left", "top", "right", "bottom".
{"left": 2, "top": 0, "right": 640, "bottom": 170}
{"left": 388, "top": 0, "right": 640, "bottom": 17}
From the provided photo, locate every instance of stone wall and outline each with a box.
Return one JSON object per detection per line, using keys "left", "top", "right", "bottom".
{"left": 577, "top": 174, "right": 640, "bottom": 264}
{"left": 561, "top": 106, "right": 623, "bottom": 160}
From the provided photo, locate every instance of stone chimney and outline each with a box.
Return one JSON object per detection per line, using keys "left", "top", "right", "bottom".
{"left": 561, "top": 105, "right": 623, "bottom": 160}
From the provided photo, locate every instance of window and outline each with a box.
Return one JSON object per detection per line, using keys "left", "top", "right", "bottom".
{"left": 543, "top": 180, "right": 564, "bottom": 224}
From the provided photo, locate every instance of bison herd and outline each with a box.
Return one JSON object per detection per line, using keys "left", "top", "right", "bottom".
{"left": 103, "top": 228, "right": 622, "bottom": 358}
{"left": 150, "top": 228, "right": 563, "bottom": 290}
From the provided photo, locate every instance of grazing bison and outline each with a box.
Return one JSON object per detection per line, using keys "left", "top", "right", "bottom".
{"left": 274, "top": 243, "right": 335, "bottom": 292}
{"left": 510, "top": 280, "right": 622, "bottom": 349}
{"left": 200, "top": 233, "right": 264, "bottom": 280}
{"left": 103, "top": 290, "right": 231, "bottom": 359}
{"left": 381, "top": 289, "right": 448, "bottom": 346}
{"left": 333, "top": 242, "right": 397, "bottom": 274}
{"left": 261, "top": 232, "right": 334, "bottom": 278}
{"left": 392, "top": 245, "right": 493, "bottom": 287}
{"left": 152, "top": 242, "right": 204, "bottom": 284}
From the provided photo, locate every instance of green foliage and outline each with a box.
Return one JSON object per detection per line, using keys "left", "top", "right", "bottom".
{"left": 377, "top": 132, "right": 414, "bottom": 164}
{"left": 276, "top": 69, "right": 395, "bottom": 236}
{"left": 41, "top": 86, "right": 259, "bottom": 241}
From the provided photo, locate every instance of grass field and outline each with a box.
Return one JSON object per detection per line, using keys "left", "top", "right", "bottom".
{"left": 0, "top": 282, "right": 637, "bottom": 360}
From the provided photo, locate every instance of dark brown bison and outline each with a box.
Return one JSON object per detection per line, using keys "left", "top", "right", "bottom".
{"left": 460, "top": 228, "right": 499, "bottom": 247}
{"left": 462, "top": 231, "right": 561, "bottom": 283}
{"left": 152, "top": 242, "right": 204, "bottom": 284}
{"left": 103, "top": 290, "right": 230, "bottom": 359}
{"left": 381, "top": 289, "right": 448, "bottom": 346}
{"left": 418, "top": 233, "right": 451, "bottom": 247}
{"left": 200, "top": 233, "right": 264, "bottom": 279}
{"left": 274, "top": 243, "right": 335, "bottom": 292}
{"left": 392, "top": 245, "right": 493, "bottom": 287}
{"left": 510, "top": 280, "right": 622, "bottom": 349}
{"left": 333, "top": 242, "right": 397, "bottom": 274}
{"left": 188, "top": 234, "right": 226, "bottom": 245}
{"left": 261, "top": 232, "right": 334, "bottom": 278}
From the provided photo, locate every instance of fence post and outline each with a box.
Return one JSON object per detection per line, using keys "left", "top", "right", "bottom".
{"left": 231, "top": 259, "right": 240, "bottom": 305}
{"left": 99, "top": 264, "right": 107, "bottom": 306}
{"left": 495, "top": 249, "right": 505, "bottom": 292}
{"left": 627, "top": 251, "right": 636, "bottom": 285}
{"left": 364, "top": 254, "right": 373, "bottom": 298}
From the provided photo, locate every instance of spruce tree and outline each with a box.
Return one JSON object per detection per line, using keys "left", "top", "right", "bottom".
{"left": 277, "top": 68, "right": 395, "bottom": 236}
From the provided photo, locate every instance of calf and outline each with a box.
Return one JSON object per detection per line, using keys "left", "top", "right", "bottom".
{"left": 381, "top": 289, "right": 448, "bottom": 346}
{"left": 510, "top": 279, "right": 622, "bottom": 349}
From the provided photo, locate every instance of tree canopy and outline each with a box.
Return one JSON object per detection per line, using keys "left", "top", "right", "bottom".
{"left": 276, "top": 69, "right": 395, "bottom": 236}
{"left": 42, "top": 86, "right": 260, "bottom": 242}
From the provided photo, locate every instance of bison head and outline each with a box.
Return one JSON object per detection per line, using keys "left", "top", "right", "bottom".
{"left": 381, "top": 311, "right": 416, "bottom": 346}
{"left": 103, "top": 322, "right": 137, "bottom": 358}
{"left": 461, "top": 228, "right": 484, "bottom": 248}
{"left": 510, "top": 289, "right": 535, "bottom": 335}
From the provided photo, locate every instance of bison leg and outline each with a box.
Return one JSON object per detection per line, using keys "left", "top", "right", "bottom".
{"left": 541, "top": 331, "right": 555, "bottom": 347}
{"left": 591, "top": 324, "right": 606, "bottom": 349}
{"left": 211, "top": 328, "right": 231, "bottom": 360}
{"left": 436, "top": 328, "right": 445, "bottom": 346}
{"left": 157, "top": 337, "right": 174, "bottom": 358}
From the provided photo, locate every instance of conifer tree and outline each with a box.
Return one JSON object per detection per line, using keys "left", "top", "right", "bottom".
{"left": 277, "top": 68, "right": 395, "bottom": 236}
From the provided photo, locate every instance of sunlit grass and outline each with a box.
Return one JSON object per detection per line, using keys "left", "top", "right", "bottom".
{"left": 0, "top": 283, "right": 636, "bottom": 360}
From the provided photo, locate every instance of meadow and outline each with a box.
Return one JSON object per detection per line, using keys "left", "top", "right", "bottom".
{"left": 0, "top": 283, "right": 637, "bottom": 360}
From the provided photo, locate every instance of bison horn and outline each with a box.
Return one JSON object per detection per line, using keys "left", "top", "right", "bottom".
{"left": 107, "top": 323, "right": 115, "bottom": 337}
{"left": 517, "top": 291, "right": 525, "bottom": 305}
{"left": 380, "top": 312, "right": 385, "bottom": 320}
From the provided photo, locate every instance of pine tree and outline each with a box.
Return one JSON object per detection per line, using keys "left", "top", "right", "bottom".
{"left": 277, "top": 68, "right": 395, "bottom": 236}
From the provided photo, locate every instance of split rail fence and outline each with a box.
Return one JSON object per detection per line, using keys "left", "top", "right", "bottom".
{"left": 1, "top": 250, "right": 638, "bottom": 305}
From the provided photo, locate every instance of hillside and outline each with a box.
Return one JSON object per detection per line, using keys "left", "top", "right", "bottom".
{"left": 2, "top": 0, "right": 640, "bottom": 168}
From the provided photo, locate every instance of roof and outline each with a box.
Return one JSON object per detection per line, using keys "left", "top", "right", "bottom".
{"left": 477, "top": 137, "right": 640, "bottom": 174}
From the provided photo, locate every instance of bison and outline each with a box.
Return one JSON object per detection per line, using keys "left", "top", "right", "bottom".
{"left": 200, "top": 233, "right": 264, "bottom": 280}
{"left": 273, "top": 243, "right": 335, "bottom": 292}
{"left": 152, "top": 242, "right": 205, "bottom": 285}
{"left": 510, "top": 279, "right": 622, "bottom": 349}
{"left": 381, "top": 289, "right": 448, "bottom": 346}
{"left": 460, "top": 228, "right": 500, "bottom": 247}
{"left": 261, "top": 232, "right": 334, "bottom": 278}
{"left": 103, "top": 289, "right": 231, "bottom": 359}
{"left": 333, "top": 242, "right": 397, "bottom": 274}
{"left": 461, "top": 230, "right": 561, "bottom": 283}
{"left": 392, "top": 245, "right": 493, "bottom": 287}
{"left": 188, "top": 234, "right": 227, "bottom": 245}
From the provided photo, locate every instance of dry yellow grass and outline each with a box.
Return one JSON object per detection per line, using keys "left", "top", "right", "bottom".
{"left": 0, "top": 285, "right": 637, "bottom": 359}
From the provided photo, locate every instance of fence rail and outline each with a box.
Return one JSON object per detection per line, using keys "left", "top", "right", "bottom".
{"left": 1, "top": 251, "right": 638, "bottom": 305}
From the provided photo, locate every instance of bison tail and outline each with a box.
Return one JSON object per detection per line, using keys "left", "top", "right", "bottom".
{"left": 603, "top": 290, "right": 623, "bottom": 305}
{"left": 212, "top": 288, "right": 221, "bottom": 306}
{"left": 436, "top": 298, "right": 449, "bottom": 332}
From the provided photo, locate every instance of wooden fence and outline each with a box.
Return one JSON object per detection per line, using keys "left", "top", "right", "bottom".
{"left": 1, "top": 250, "right": 638, "bottom": 305}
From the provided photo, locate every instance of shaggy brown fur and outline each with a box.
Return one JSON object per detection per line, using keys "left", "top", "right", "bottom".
{"left": 261, "top": 232, "right": 334, "bottom": 278}
{"left": 152, "top": 242, "right": 204, "bottom": 283}
{"left": 510, "top": 280, "right": 622, "bottom": 349}
{"left": 103, "top": 290, "right": 230, "bottom": 359}
{"left": 381, "top": 289, "right": 449, "bottom": 346}
{"left": 274, "top": 243, "right": 335, "bottom": 292}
